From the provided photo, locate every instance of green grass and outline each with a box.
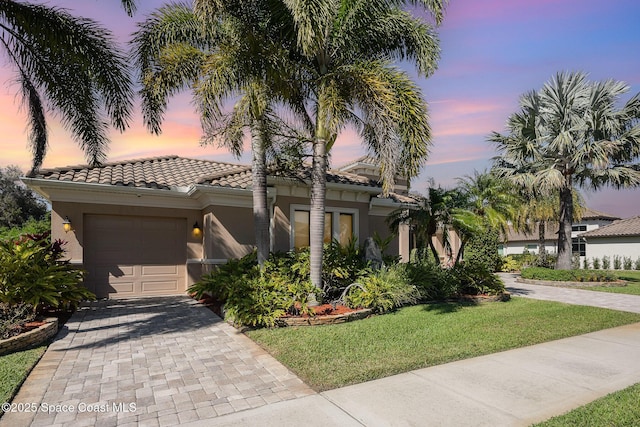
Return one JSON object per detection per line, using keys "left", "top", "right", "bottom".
{"left": 0, "top": 346, "right": 46, "bottom": 403}
{"left": 534, "top": 382, "right": 640, "bottom": 426}
{"left": 589, "top": 270, "right": 640, "bottom": 295}
{"left": 246, "top": 298, "right": 640, "bottom": 391}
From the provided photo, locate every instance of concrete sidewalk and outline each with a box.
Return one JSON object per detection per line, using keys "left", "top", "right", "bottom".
{"left": 185, "top": 322, "right": 640, "bottom": 427}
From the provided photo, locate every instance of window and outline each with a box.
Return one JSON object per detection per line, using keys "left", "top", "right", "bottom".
{"left": 497, "top": 244, "right": 504, "bottom": 256}
{"left": 572, "top": 237, "right": 586, "bottom": 256}
{"left": 525, "top": 244, "right": 538, "bottom": 251}
{"left": 291, "top": 206, "right": 358, "bottom": 250}
{"left": 572, "top": 225, "right": 587, "bottom": 232}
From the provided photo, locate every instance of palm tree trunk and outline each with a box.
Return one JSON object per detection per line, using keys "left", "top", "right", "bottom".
{"left": 538, "top": 221, "right": 547, "bottom": 265}
{"left": 454, "top": 240, "right": 466, "bottom": 265}
{"left": 556, "top": 185, "right": 573, "bottom": 270}
{"left": 251, "top": 121, "right": 270, "bottom": 267}
{"left": 309, "top": 137, "right": 327, "bottom": 293}
{"left": 428, "top": 236, "right": 440, "bottom": 265}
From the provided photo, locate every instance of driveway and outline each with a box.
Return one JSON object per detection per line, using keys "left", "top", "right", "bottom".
{"left": 0, "top": 296, "right": 313, "bottom": 427}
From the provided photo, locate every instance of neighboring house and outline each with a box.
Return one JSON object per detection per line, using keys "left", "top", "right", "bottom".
{"left": 22, "top": 156, "right": 412, "bottom": 298}
{"left": 579, "top": 216, "right": 640, "bottom": 261}
{"left": 500, "top": 208, "right": 621, "bottom": 257}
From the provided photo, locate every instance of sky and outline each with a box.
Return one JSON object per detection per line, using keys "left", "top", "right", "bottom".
{"left": 1, "top": 0, "right": 640, "bottom": 217}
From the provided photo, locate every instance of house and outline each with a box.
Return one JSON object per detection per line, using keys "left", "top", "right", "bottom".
{"left": 499, "top": 208, "right": 621, "bottom": 257}
{"left": 579, "top": 216, "right": 640, "bottom": 261}
{"left": 22, "top": 156, "right": 412, "bottom": 298}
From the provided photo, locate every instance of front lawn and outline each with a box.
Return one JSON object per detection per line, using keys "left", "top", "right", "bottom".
{"left": 246, "top": 298, "right": 640, "bottom": 391}
{"left": 0, "top": 345, "right": 47, "bottom": 404}
{"left": 534, "top": 382, "right": 640, "bottom": 426}
{"left": 590, "top": 270, "right": 640, "bottom": 296}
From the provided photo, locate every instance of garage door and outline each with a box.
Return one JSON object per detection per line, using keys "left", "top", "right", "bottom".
{"left": 83, "top": 215, "right": 187, "bottom": 298}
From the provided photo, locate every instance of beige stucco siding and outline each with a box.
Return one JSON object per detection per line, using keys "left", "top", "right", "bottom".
{"left": 368, "top": 215, "right": 400, "bottom": 257}
{"left": 203, "top": 205, "right": 255, "bottom": 260}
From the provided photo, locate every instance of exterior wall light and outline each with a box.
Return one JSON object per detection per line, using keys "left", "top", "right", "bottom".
{"left": 192, "top": 221, "right": 202, "bottom": 238}
{"left": 62, "top": 217, "right": 72, "bottom": 233}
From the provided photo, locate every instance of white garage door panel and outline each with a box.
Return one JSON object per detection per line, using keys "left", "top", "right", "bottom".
{"left": 84, "top": 215, "right": 187, "bottom": 297}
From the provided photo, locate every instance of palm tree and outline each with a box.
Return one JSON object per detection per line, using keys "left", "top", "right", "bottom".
{"left": 285, "top": 0, "right": 447, "bottom": 289}
{"left": 131, "top": 1, "right": 308, "bottom": 266}
{"left": 514, "top": 190, "right": 584, "bottom": 266}
{"left": 491, "top": 71, "right": 640, "bottom": 269}
{"left": 387, "top": 186, "right": 461, "bottom": 265}
{"left": 1, "top": 1, "right": 134, "bottom": 174}
{"left": 451, "top": 171, "right": 520, "bottom": 265}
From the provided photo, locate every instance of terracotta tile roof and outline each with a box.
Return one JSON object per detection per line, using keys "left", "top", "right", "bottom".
{"left": 33, "top": 155, "right": 380, "bottom": 191}
{"left": 580, "top": 216, "right": 640, "bottom": 238}
{"left": 504, "top": 225, "right": 558, "bottom": 242}
{"left": 580, "top": 207, "right": 621, "bottom": 221}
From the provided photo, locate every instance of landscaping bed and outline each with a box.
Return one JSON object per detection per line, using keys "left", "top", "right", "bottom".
{"left": 516, "top": 277, "right": 627, "bottom": 288}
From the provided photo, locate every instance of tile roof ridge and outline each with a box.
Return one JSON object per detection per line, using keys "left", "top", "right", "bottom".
{"left": 197, "top": 165, "right": 252, "bottom": 184}
{"left": 35, "top": 155, "right": 182, "bottom": 174}
{"left": 581, "top": 207, "right": 621, "bottom": 220}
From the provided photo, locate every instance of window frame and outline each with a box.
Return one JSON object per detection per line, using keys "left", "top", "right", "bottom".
{"left": 290, "top": 204, "right": 359, "bottom": 250}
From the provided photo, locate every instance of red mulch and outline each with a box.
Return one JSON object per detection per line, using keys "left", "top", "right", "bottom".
{"left": 193, "top": 294, "right": 359, "bottom": 319}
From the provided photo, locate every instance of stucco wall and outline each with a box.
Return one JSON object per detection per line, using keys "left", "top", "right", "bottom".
{"left": 584, "top": 237, "right": 640, "bottom": 261}
{"left": 202, "top": 205, "right": 255, "bottom": 260}
{"left": 501, "top": 241, "right": 557, "bottom": 256}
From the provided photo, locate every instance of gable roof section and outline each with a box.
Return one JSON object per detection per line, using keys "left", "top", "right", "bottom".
{"left": 580, "top": 216, "right": 640, "bottom": 238}
{"left": 31, "top": 155, "right": 381, "bottom": 191}
{"left": 581, "top": 207, "right": 621, "bottom": 221}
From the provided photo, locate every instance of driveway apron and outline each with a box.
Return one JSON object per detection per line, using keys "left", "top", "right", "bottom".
{"left": 0, "top": 296, "right": 313, "bottom": 427}
{"left": 499, "top": 272, "right": 640, "bottom": 313}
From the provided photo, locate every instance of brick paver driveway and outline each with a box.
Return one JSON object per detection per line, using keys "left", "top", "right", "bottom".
{"left": 1, "top": 296, "right": 313, "bottom": 427}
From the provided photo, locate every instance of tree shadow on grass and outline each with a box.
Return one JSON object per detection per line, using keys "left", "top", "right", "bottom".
{"left": 422, "top": 300, "right": 479, "bottom": 315}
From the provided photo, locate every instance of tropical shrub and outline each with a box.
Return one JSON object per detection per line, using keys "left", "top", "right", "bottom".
{"left": 521, "top": 267, "right": 617, "bottom": 282}
{"left": 0, "top": 233, "right": 93, "bottom": 311}
{"left": 189, "top": 251, "right": 320, "bottom": 327}
{"left": 464, "top": 228, "right": 502, "bottom": 272}
{"left": 500, "top": 256, "right": 520, "bottom": 272}
{"left": 344, "top": 266, "right": 419, "bottom": 313}
{"left": 405, "top": 257, "right": 504, "bottom": 299}
{"left": 623, "top": 256, "right": 633, "bottom": 271}
{"left": 508, "top": 252, "right": 537, "bottom": 269}
{"left": 635, "top": 257, "right": 640, "bottom": 271}
{"left": 582, "top": 257, "right": 590, "bottom": 269}
{"left": 0, "top": 215, "right": 50, "bottom": 243}
{"left": 571, "top": 253, "right": 580, "bottom": 270}
{"left": 602, "top": 255, "right": 611, "bottom": 269}
{"left": 593, "top": 257, "right": 601, "bottom": 270}
{"left": 613, "top": 255, "right": 622, "bottom": 270}
{"left": 451, "top": 260, "right": 505, "bottom": 295}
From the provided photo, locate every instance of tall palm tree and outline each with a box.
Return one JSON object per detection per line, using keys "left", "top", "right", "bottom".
{"left": 0, "top": 1, "right": 134, "bottom": 174}
{"left": 285, "top": 0, "right": 447, "bottom": 289}
{"left": 491, "top": 71, "right": 640, "bottom": 269}
{"left": 131, "top": 1, "right": 308, "bottom": 266}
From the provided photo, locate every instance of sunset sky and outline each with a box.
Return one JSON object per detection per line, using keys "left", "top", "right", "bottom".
{"left": 1, "top": 0, "right": 640, "bottom": 217}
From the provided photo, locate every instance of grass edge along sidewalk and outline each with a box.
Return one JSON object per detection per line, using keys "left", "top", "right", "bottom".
{"left": 534, "top": 382, "right": 640, "bottom": 426}
{"left": 247, "top": 297, "right": 640, "bottom": 391}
